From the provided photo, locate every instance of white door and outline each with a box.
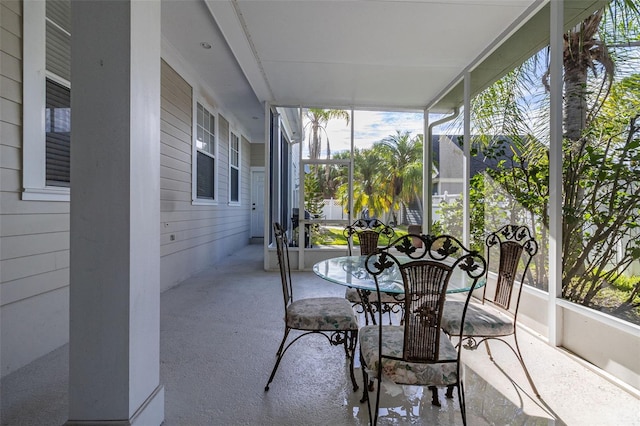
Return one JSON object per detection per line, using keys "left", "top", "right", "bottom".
{"left": 251, "top": 170, "right": 265, "bottom": 238}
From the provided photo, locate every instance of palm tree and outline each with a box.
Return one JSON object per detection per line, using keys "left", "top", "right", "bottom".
{"left": 561, "top": 1, "right": 639, "bottom": 143}
{"left": 304, "top": 108, "right": 350, "bottom": 160}
{"left": 466, "top": 0, "right": 640, "bottom": 304}
{"left": 354, "top": 147, "right": 393, "bottom": 218}
{"left": 304, "top": 108, "right": 350, "bottom": 191}
{"left": 376, "top": 131, "right": 423, "bottom": 225}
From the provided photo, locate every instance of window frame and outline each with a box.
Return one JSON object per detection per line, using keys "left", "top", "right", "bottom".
{"left": 22, "top": 0, "right": 71, "bottom": 201}
{"left": 192, "top": 98, "right": 218, "bottom": 205}
{"left": 228, "top": 130, "right": 241, "bottom": 205}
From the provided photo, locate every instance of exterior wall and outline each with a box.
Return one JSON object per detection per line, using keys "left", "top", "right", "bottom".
{"left": 250, "top": 139, "right": 265, "bottom": 167}
{"left": 0, "top": 2, "right": 253, "bottom": 376}
{"left": 1, "top": 0, "right": 71, "bottom": 377}
{"left": 159, "top": 59, "right": 252, "bottom": 292}
{"left": 437, "top": 135, "right": 464, "bottom": 195}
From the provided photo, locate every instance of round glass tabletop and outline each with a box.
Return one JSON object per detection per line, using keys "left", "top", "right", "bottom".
{"left": 313, "top": 255, "right": 483, "bottom": 294}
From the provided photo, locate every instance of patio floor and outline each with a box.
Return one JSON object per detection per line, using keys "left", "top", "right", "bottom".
{"left": 2, "top": 243, "right": 639, "bottom": 425}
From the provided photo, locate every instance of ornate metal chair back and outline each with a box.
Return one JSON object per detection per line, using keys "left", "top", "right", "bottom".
{"left": 400, "top": 259, "right": 452, "bottom": 361}
{"left": 485, "top": 225, "right": 538, "bottom": 311}
{"left": 273, "top": 222, "right": 293, "bottom": 310}
{"left": 357, "top": 230, "right": 380, "bottom": 255}
{"left": 343, "top": 218, "right": 394, "bottom": 255}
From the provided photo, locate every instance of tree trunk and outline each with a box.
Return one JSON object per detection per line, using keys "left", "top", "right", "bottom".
{"left": 562, "top": 16, "right": 600, "bottom": 283}
{"left": 563, "top": 60, "right": 588, "bottom": 143}
{"left": 311, "top": 124, "right": 319, "bottom": 160}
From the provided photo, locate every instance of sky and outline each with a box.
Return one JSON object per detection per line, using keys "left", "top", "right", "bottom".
{"left": 318, "top": 110, "right": 459, "bottom": 155}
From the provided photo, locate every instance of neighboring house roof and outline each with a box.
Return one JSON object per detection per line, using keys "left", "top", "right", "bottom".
{"left": 432, "top": 135, "right": 517, "bottom": 179}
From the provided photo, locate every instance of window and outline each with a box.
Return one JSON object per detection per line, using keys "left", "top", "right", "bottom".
{"left": 45, "top": 0, "right": 71, "bottom": 187}
{"left": 229, "top": 132, "right": 240, "bottom": 203}
{"left": 23, "top": 0, "right": 72, "bottom": 200}
{"left": 195, "top": 102, "right": 217, "bottom": 201}
{"left": 46, "top": 79, "right": 71, "bottom": 186}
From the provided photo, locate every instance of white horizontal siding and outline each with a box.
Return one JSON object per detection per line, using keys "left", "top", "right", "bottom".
{"left": 2, "top": 265, "right": 68, "bottom": 305}
{"left": 1, "top": 75, "right": 21, "bottom": 102}
{"left": 161, "top": 118, "right": 191, "bottom": 146}
{"left": 1, "top": 168, "right": 20, "bottom": 192}
{"left": 159, "top": 60, "right": 253, "bottom": 290}
{"left": 250, "top": 141, "right": 265, "bottom": 167}
{"left": 161, "top": 140, "right": 191, "bottom": 164}
{"left": 0, "top": 143, "right": 19, "bottom": 169}
{"left": 160, "top": 176, "right": 190, "bottom": 193}
{"left": 1, "top": 95, "right": 20, "bottom": 124}
{"left": 1, "top": 287, "right": 69, "bottom": 376}
{"left": 1, "top": 3, "right": 20, "bottom": 66}
{"left": 1, "top": 121, "right": 21, "bottom": 148}
{"left": 1, "top": 48, "right": 21, "bottom": 80}
{"left": 1, "top": 213, "right": 70, "bottom": 237}
{"left": 161, "top": 154, "right": 190, "bottom": 177}
{"left": 1, "top": 231, "right": 69, "bottom": 260}
{"left": 1, "top": 250, "right": 68, "bottom": 288}
{"left": 0, "top": 1, "right": 70, "bottom": 376}
{"left": 0, "top": 193, "right": 70, "bottom": 214}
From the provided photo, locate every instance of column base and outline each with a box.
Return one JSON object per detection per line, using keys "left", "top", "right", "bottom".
{"left": 66, "top": 385, "right": 164, "bottom": 426}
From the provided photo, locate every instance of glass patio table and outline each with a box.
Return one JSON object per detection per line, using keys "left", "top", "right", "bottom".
{"left": 313, "top": 255, "right": 484, "bottom": 294}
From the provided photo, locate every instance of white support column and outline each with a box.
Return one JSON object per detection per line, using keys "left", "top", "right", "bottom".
{"left": 296, "top": 107, "right": 305, "bottom": 267}
{"left": 263, "top": 102, "right": 271, "bottom": 270}
{"left": 349, "top": 108, "right": 355, "bottom": 226}
{"left": 462, "top": 72, "right": 471, "bottom": 247}
{"left": 270, "top": 109, "right": 281, "bottom": 233}
{"left": 424, "top": 110, "right": 431, "bottom": 234}
{"left": 68, "top": 1, "right": 163, "bottom": 424}
{"left": 549, "top": 0, "right": 564, "bottom": 346}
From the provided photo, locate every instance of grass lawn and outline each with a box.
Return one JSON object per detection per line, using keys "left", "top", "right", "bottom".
{"left": 311, "top": 225, "right": 408, "bottom": 247}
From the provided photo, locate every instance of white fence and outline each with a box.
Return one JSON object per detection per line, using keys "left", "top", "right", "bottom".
{"left": 321, "top": 198, "right": 348, "bottom": 220}
{"left": 320, "top": 194, "right": 460, "bottom": 222}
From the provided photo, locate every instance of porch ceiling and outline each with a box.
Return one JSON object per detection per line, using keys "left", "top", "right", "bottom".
{"left": 161, "top": 0, "right": 607, "bottom": 141}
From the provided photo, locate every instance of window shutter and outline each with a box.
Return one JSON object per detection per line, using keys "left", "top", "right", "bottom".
{"left": 46, "top": 0, "right": 71, "bottom": 82}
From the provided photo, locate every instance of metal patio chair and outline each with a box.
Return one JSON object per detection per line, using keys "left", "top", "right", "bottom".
{"left": 358, "top": 233, "right": 486, "bottom": 425}
{"left": 265, "top": 222, "right": 359, "bottom": 392}
{"left": 441, "top": 224, "right": 540, "bottom": 398}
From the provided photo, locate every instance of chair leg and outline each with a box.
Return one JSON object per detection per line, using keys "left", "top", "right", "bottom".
{"left": 348, "top": 331, "right": 359, "bottom": 391}
{"left": 359, "top": 350, "right": 378, "bottom": 426}
{"left": 343, "top": 331, "right": 350, "bottom": 357}
{"left": 457, "top": 380, "right": 467, "bottom": 426}
{"left": 428, "top": 386, "right": 440, "bottom": 406}
{"left": 512, "top": 333, "right": 540, "bottom": 398}
{"left": 485, "top": 336, "right": 540, "bottom": 398}
{"left": 353, "top": 301, "right": 370, "bottom": 326}
{"left": 373, "top": 369, "right": 382, "bottom": 426}
{"left": 445, "top": 384, "right": 455, "bottom": 399}
{"left": 264, "top": 328, "right": 290, "bottom": 391}
{"left": 357, "top": 290, "right": 374, "bottom": 326}
{"left": 483, "top": 338, "right": 494, "bottom": 361}
{"left": 359, "top": 352, "right": 370, "bottom": 404}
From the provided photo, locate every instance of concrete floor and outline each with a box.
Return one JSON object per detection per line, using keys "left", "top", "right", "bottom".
{"left": 2, "top": 244, "right": 639, "bottom": 425}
